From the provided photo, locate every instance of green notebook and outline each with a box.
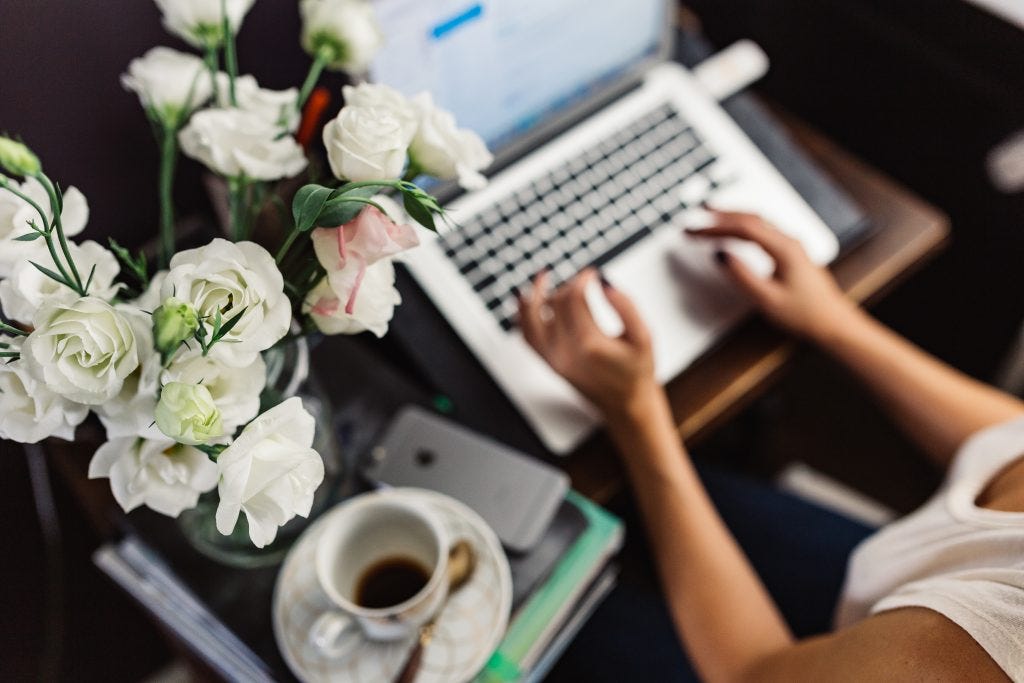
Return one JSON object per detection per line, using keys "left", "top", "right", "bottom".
{"left": 477, "top": 491, "right": 624, "bottom": 682}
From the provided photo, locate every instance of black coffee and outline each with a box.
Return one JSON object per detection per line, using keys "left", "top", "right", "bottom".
{"left": 355, "top": 557, "right": 431, "bottom": 609}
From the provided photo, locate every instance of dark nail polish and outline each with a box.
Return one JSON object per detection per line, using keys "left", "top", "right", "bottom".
{"left": 714, "top": 250, "right": 729, "bottom": 265}
{"left": 599, "top": 273, "right": 614, "bottom": 290}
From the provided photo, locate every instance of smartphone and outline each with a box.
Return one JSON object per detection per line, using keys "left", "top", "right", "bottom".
{"left": 362, "top": 406, "right": 569, "bottom": 553}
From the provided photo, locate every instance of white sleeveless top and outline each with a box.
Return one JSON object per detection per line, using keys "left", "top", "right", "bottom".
{"left": 835, "top": 416, "right": 1024, "bottom": 680}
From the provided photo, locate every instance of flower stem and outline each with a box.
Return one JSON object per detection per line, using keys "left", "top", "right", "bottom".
{"left": 275, "top": 226, "right": 302, "bottom": 265}
{"left": 41, "top": 231, "right": 77, "bottom": 291}
{"left": 36, "top": 173, "right": 85, "bottom": 294}
{"left": 297, "top": 48, "right": 331, "bottom": 112}
{"left": 336, "top": 179, "right": 404, "bottom": 194}
{"left": 0, "top": 181, "right": 79, "bottom": 293}
{"left": 0, "top": 321, "right": 28, "bottom": 336}
{"left": 204, "top": 42, "right": 221, "bottom": 103}
{"left": 221, "top": 0, "right": 238, "bottom": 107}
{"left": 158, "top": 126, "right": 178, "bottom": 269}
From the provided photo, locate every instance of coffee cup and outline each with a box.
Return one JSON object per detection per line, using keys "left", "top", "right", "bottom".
{"left": 309, "top": 491, "right": 450, "bottom": 658}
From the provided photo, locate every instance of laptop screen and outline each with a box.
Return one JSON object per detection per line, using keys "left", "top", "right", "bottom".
{"left": 368, "top": 0, "right": 667, "bottom": 152}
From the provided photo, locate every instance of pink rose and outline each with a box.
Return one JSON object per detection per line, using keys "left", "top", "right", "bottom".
{"left": 310, "top": 205, "right": 419, "bottom": 314}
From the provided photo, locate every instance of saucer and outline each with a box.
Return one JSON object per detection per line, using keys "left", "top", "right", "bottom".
{"left": 273, "top": 488, "right": 512, "bottom": 683}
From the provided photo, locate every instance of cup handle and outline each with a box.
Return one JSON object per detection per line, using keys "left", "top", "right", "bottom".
{"left": 309, "top": 611, "right": 361, "bottom": 659}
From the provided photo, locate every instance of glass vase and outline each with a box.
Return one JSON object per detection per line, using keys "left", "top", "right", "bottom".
{"left": 177, "top": 335, "right": 344, "bottom": 568}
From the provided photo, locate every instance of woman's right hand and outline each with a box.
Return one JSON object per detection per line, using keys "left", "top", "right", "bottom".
{"left": 687, "top": 211, "right": 861, "bottom": 344}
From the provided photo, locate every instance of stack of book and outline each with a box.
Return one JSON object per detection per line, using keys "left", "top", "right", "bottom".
{"left": 480, "top": 491, "right": 623, "bottom": 682}
{"left": 94, "top": 489, "right": 622, "bottom": 682}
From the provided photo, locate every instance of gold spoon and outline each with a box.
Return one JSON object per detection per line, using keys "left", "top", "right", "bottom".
{"left": 393, "top": 540, "right": 477, "bottom": 683}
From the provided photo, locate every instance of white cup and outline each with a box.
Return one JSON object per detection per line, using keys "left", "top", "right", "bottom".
{"left": 309, "top": 491, "right": 450, "bottom": 658}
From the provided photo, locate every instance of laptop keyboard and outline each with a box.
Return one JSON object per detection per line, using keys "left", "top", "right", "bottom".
{"left": 438, "top": 103, "right": 733, "bottom": 332}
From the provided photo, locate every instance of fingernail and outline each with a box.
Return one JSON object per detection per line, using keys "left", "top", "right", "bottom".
{"left": 599, "top": 273, "right": 614, "bottom": 290}
{"left": 684, "top": 227, "right": 700, "bottom": 234}
{"left": 714, "top": 250, "right": 729, "bottom": 265}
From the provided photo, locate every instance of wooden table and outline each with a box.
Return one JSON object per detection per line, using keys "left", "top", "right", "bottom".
{"left": 563, "top": 115, "right": 951, "bottom": 504}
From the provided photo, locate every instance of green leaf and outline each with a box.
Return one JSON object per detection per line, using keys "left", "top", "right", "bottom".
{"left": 403, "top": 193, "right": 436, "bottom": 232}
{"left": 29, "top": 261, "right": 73, "bottom": 289}
{"left": 108, "top": 238, "right": 149, "bottom": 286}
{"left": 315, "top": 187, "right": 377, "bottom": 227}
{"left": 0, "top": 321, "right": 27, "bottom": 336}
{"left": 291, "top": 184, "right": 334, "bottom": 233}
{"left": 212, "top": 307, "right": 246, "bottom": 341}
{"left": 195, "top": 443, "right": 227, "bottom": 459}
{"left": 13, "top": 232, "right": 42, "bottom": 241}
{"left": 53, "top": 180, "right": 63, "bottom": 213}
{"left": 316, "top": 200, "right": 370, "bottom": 227}
{"left": 84, "top": 263, "right": 97, "bottom": 294}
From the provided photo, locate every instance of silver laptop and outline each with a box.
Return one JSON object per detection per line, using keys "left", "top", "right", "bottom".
{"left": 369, "top": 0, "right": 839, "bottom": 454}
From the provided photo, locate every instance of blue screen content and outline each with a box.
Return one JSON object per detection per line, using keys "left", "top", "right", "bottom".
{"left": 367, "top": 0, "right": 665, "bottom": 152}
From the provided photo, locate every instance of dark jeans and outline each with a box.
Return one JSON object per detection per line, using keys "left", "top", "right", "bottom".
{"left": 547, "top": 464, "right": 876, "bottom": 682}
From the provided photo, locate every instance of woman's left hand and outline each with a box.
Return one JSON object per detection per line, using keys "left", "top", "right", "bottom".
{"left": 518, "top": 268, "right": 657, "bottom": 418}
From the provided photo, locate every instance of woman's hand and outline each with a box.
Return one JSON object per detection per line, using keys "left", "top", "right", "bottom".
{"left": 518, "top": 268, "right": 658, "bottom": 419}
{"left": 687, "top": 211, "right": 860, "bottom": 344}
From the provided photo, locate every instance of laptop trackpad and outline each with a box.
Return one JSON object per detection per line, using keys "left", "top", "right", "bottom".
{"left": 601, "top": 228, "right": 750, "bottom": 380}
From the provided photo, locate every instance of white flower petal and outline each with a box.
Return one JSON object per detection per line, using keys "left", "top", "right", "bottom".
{"left": 214, "top": 398, "right": 325, "bottom": 548}
{"left": 90, "top": 437, "right": 217, "bottom": 518}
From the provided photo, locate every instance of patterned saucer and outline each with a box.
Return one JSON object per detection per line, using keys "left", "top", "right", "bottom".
{"left": 273, "top": 488, "right": 512, "bottom": 683}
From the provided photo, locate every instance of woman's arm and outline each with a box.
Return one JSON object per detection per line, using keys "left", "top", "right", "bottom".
{"left": 521, "top": 271, "right": 792, "bottom": 680}
{"left": 611, "top": 391, "right": 1004, "bottom": 683}
{"left": 689, "top": 212, "right": 1024, "bottom": 467}
{"left": 518, "top": 269, "right": 1007, "bottom": 682}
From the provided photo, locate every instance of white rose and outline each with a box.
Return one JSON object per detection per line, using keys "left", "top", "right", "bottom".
{"left": 179, "top": 108, "right": 308, "bottom": 180}
{"left": 215, "top": 73, "right": 299, "bottom": 132}
{"left": 162, "top": 239, "right": 291, "bottom": 367}
{"left": 155, "top": 381, "right": 224, "bottom": 445}
{"left": 154, "top": 0, "right": 256, "bottom": 48}
{"left": 323, "top": 105, "right": 415, "bottom": 181}
{"left": 121, "top": 47, "right": 213, "bottom": 125}
{"left": 96, "top": 306, "right": 164, "bottom": 441}
{"left": 0, "top": 336, "right": 88, "bottom": 443}
{"left": 304, "top": 260, "right": 401, "bottom": 337}
{"left": 0, "top": 240, "right": 121, "bottom": 325}
{"left": 22, "top": 297, "right": 139, "bottom": 405}
{"left": 300, "top": 0, "right": 383, "bottom": 74}
{"left": 88, "top": 437, "right": 219, "bottom": 517}
{"left": 342, "top": 83, "right": 417, "bottom": 126}
{"left": 0, "top": 177, "right": 89, "bottom": 278}
{"left": 131, "top": 270, "right": 168, "bottom": 312}
{"left": 410, "top": 93, "right": 493, "bottom": 190}
{"left": 215, "top": 398, "right": 324, "bottom": 548}
{"left": 163, "top": 349, "right": 266, "bottom": 434}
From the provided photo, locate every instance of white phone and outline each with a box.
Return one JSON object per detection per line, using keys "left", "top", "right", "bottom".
{"left": 362, "top": 406, "right": 569, "bottom": 553}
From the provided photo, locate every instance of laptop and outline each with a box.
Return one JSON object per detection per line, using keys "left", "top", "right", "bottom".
{"left": 369, "top": 0, "right": 840, "bottom": 454}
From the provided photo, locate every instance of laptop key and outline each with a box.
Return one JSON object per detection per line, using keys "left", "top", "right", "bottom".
{"left": 444, "top": 107, "right": 714, "bottom": 330}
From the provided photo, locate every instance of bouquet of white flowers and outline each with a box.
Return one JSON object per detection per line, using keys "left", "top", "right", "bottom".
{"left": 0, "top": 0, "right": 492, "bottom": 551}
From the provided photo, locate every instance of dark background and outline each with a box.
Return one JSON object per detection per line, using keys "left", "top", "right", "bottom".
{"left": 2, "top": 1, "right": 1022, "bottom": 680}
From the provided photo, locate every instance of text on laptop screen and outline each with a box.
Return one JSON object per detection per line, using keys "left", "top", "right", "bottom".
{"left": 368, "top": 0, "right": 665, "bottom": 152}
